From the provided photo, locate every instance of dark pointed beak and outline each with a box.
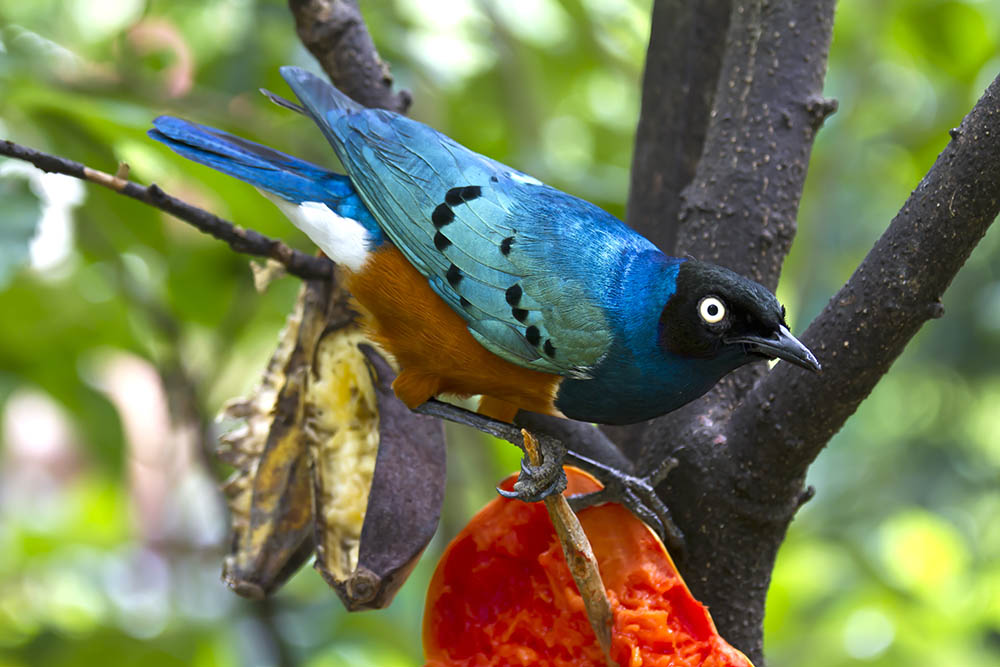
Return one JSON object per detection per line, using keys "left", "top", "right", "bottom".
{"left": 726, "top": 325, "right": 821, "bottom": 373}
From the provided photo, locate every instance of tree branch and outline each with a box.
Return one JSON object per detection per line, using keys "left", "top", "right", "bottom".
{"left": 626, "top": 0, "right": 732, "bottom": 254}
{"left": 729, "top": 71, "right": 1000, "bottom": 489}
{"left": 675, "top": 0, "right": 837, "bottom": 286}
{"left": 288, "top": 0, "right": 411, "bottom": 113}
{"left": 627, "top": 0, "right": 838, "bottom": 468}
{"left": 619, "top": 2, "right": 839, "bottom": 660}
{"left": 605, "top": 0, "right": 734, "bottom": 457}
{"left": 0, "top": 139, "right": 333, "bottom": 281}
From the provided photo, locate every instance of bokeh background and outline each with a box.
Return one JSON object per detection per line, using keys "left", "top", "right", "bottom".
{"left": 1, "top": 1, "right": 998, "bottom": 665}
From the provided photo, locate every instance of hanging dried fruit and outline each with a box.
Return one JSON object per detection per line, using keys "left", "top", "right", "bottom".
{"left": 219, "top": 276, "right": 446, "bottom": 607}
{"left": 313, "top": 344, "right": 446, "bottom": 610}
{"left": 218, "top": 279, "right": 330, "bottom": 598}
{"left": 424, "top": 467, "right": 753, "bottom": 667}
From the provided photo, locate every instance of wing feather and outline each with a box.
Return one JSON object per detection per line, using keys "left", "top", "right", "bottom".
{"left": 280, "top": 68, "right": 633, "bottom": 376}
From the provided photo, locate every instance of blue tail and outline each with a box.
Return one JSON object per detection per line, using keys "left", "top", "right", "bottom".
{"left": 148, "top": 116, "right": 380, "bottom": 237}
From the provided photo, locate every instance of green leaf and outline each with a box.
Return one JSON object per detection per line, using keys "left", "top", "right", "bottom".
{"left": 0, "top": 171, "right": 42, "bottom": 288}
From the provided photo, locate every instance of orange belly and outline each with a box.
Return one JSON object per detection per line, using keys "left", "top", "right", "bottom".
{"left": 345, "top": 246, "right": 562, "bottom": 423}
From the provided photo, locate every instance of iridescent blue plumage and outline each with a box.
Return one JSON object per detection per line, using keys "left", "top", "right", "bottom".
{"left": 149, "top": 116, "right": 383, "bottom": 244}
{"left": 149, "top": 66, "right": 820, "bottom": 426}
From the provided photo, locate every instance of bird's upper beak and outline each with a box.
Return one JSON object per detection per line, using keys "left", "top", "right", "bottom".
{"left": 726, "top": 324, "right": 821, "bottom": 373}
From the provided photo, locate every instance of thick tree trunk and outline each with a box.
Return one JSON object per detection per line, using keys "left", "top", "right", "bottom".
{"left": 619, "top": 2, "right": 838, "bottom": 658}
{"left": 620, "top": 1, "right": 1000, "bottom": 663}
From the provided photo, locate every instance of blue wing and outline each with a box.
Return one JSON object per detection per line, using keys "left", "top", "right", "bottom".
{"left": 279, "top": 66, "right": 658, "bottom": 377}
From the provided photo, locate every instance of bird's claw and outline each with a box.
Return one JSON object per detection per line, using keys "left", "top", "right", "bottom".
{"left": 566, "top": 454, "right": 685, "bottom": 554}
{"left": 497, "top": 437, "right": 567, "bottom": 502}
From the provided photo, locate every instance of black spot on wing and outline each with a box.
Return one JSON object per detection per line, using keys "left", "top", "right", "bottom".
{"left": 446, "top": 263, "right": 462, "bottom": 287}
{"left": 432, "top": 185, "right": 478, "bottom": 233}
{"left": 434, "top": 232, "right": 451, "bottom": 251}
{"left": 490, "top": 175, "right": 499, "bottom": 183}
{"left": 525, "top": 326, "right": 541, "bottom": 346}
{"left": 505, "top": 284, "right": 522, "bottom": 306}
{"left": 459, "top": 296, "right": 472, "bottom": 309}
{"left": 432, "top": 204, "right": 454, "bottom": 227}
{"left": 543, "top": 339, "right": 556, "bottom": 357}
{"left": 512, "top": 308, "right": 528, "bottom": 323}
{"left": 500, "top": 236, "right": 514, "bottom": 256}
{"left": 445, "top": 185, "right": 482, "bottom": 206}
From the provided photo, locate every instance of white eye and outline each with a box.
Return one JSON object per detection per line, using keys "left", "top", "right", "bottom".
{"left": 698, "top": 296, "right": 726, "bottom": 324}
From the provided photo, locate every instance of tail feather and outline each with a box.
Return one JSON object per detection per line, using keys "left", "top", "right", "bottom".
{"left": 278, "top": 67, "right": 367, "bottom": 151}
{"left": 149, "top": 116, "right": 351, "bottom": 205}
{"left": 259, "top": 88, "right": 307, "bottom": 116}
{"left": 279, "top": 66, "right": 364, "bottom": 115}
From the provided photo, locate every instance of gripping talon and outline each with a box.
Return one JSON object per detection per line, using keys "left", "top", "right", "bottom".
{"left": 564, "top": 452, "right": 685, "bottom": 553}
{"left": 497, "top": 432, "right": 567, "bottom": 502}
{"left": 649, "top": 455, "right": 679, "bottom": 486}
{"left": 567, "top": 488, "right": 612, "bottom": 512}
{"left": 497, "top": 471, "right": 565, "bottom": 502}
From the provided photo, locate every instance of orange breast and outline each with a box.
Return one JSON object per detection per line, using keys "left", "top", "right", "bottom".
{"left": 345, "top": 246, "right": 562, "bottom": 423}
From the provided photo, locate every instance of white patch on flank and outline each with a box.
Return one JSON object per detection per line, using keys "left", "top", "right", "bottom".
{"left": 508, "top": 171, "right": 543, "bottom": 186}
{"left": 262, "top": 192, "right": 371, "bottom": 272}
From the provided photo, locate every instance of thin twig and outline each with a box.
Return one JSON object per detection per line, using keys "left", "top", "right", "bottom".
{"left": 521, "top": 430, "right": 614, "bottom": 666}
{"left": 0, "top": 139, "right": 333, "bottom": 281}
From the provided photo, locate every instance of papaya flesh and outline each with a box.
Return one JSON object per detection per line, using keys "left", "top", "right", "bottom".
{"left": 423, "top": 467, "right": 753, "bottom": 667}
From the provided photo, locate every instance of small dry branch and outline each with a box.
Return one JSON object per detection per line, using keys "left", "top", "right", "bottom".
{"left": 0, "top": 139, "right": 333, "bottom": 281}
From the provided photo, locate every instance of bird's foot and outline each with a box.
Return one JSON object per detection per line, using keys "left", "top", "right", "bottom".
{"left": 411, "top": 400, "right": 568, "bottom": 501}
{"left": 497, "top": 432, "right": 567, "bottom": 502}
{"left": 566, "top": 453, "right": 684, "bottom": 554}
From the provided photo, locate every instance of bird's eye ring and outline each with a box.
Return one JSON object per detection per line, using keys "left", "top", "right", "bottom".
{"left": 698, "top": 296, "right": 726, "bottom": 324}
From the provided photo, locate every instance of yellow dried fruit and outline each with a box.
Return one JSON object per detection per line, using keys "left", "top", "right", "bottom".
{"left": 306, "top": 325, "right": 380, "bottom": 580}
{"left": 217, "top": 274, "right": 446, "bottom": 608}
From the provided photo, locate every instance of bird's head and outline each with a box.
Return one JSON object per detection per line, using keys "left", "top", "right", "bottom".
{"left": 659, "top": 260, "right": 821, "bottom": 373}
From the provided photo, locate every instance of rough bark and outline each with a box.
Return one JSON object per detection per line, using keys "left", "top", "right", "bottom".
{"left": 616, "top": 1, "right": 1000, "bottom": 663}
{"left": 728, "top": 74, "right": 1000, "bottom": 492}
{"left": 632, "top": 0, "right": 838, "bottom": 471}
{"left": 288, "top": 0, "right": 410, "bottom": 113}
{"left": 603, "top": 0, "right": 736, "bottom": 454}
{"left": 625, "top": 0, "right": 840, "bottom": 659}
{"left": 626, "top": 0, "right": 733, "bottom": 254}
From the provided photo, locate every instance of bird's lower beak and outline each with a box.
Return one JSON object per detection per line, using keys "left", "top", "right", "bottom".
{"left": 726, "top": 325, "right": 821, "bottom": 373}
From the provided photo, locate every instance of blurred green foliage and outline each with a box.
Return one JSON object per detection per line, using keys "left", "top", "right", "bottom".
{"left": 0, "top": 1, "right": 997, "bottom": 665}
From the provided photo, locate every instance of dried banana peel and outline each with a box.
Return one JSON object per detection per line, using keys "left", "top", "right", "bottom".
{"left": 313, "top": 344, "right": 446, "bottom": 609}
{"left": 218, "top": 276, "right": 446, "bottom": 609}
{"left": 218, "top": 279, "right": 329, "bottom": 597}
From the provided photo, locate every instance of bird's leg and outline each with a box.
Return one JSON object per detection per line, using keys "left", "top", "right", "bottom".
{"left": 412, "top": 400, "right": 569, "bottom": 502}
{"left": 412, "top": 400, "right": 683, "bottom": 550}
{"left": 564, "top": 451, "right": 685, "bottom": 554}
{"left": 511, "top": 413, "right": 685, "bottom": 552}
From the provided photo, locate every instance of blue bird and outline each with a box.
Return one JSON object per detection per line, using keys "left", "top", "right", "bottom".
{"left": 150, "top": 66, "right": 819, "bottom": 429}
